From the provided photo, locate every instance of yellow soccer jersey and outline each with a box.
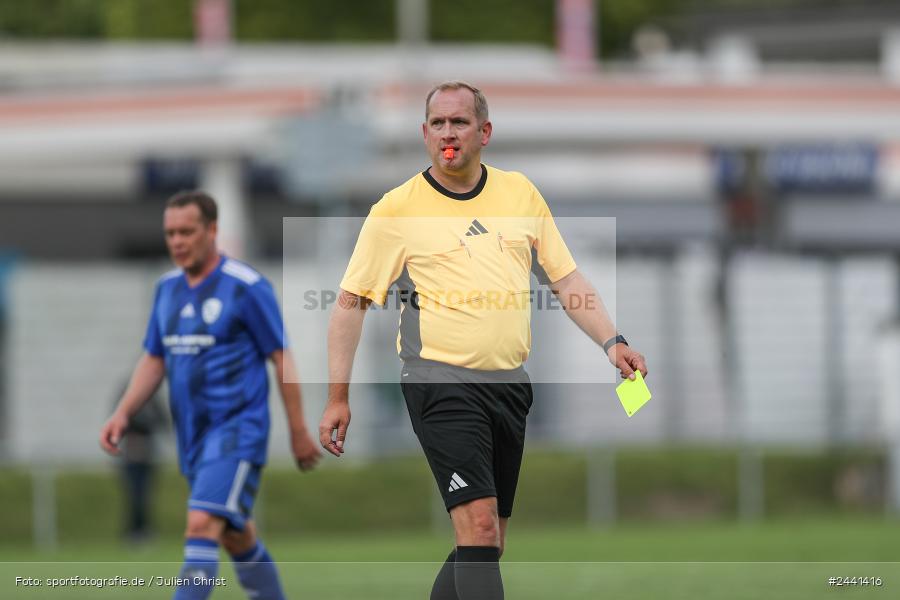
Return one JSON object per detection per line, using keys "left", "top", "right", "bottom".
{"left": 340, "top": 164, "right": 577, "bottom": 371}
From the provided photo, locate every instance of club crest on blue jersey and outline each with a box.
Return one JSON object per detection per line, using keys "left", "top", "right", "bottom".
{"left": 202, "top": 298, "right": 223, "bottom": 324}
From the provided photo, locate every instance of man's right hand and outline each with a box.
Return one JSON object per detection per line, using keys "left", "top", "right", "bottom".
{"left": 99, "top": 412, "right": 129, "bottom": 455}
{"left": 318, "top": 400, "right": 351, "bottom": 457}
{"left": 607, "top": 344, "right": 648, "bottom": 381}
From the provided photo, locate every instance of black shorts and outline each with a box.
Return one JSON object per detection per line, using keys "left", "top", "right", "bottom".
{"left": 401, "top": 360, "right": 533, "bottom": 518}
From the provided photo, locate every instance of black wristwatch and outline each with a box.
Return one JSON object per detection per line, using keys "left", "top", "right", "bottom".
{"left": 602, "top": 334, "right": 628, "bottom": 353}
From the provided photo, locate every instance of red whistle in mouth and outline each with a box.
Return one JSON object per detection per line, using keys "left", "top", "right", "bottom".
{"left": 443, "top": 148, "right": 455, "bottom": 160}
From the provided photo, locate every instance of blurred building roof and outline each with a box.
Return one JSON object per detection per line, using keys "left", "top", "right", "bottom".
{"left": 669, "top": 0, "right": 900, "bottom": 61}
{"left": 1, "top": 42, "right": 900, "bottom": 258}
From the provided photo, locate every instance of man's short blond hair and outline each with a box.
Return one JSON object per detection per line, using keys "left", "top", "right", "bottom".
{"left": 425, "top": 80, "right": 489, "bottom": 124}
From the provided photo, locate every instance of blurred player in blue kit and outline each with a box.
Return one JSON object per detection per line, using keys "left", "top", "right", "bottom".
{"left": 101, "top": 191, "right": 320, "bottom": 600}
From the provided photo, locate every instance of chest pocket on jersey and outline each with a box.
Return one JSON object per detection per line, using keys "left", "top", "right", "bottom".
{"left": 430, "top": 245, "right": 485, "bottom": 305}
{"left": 498, "top": 236, "right": 532, "bottom": 294}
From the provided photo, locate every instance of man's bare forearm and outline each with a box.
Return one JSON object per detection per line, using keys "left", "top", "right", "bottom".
{"left": 115, "top": 353, "right": 166, "bottom": 419}
{"left": 271, "top": 349, "right": 308, "bottom": 431}
{"left": 551, "top": 269, "right": 618, "bottom": 346}
{"left": 327, "top": 289, "right": 370, "bottom": 403}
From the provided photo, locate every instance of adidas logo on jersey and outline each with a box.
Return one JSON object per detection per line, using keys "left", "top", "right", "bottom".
{"left": 180, "top": 303, "right": 196, "bottom": 319}
{"left": 464, "top": 219, "right": 488, "bottom": 237}
{"left": 448, "top": 472, "right": 469, "bottom": 492}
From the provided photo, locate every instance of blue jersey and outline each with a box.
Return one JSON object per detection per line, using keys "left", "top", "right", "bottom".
{"left": 143, "top": 256, "right": 285, "bottom": 475}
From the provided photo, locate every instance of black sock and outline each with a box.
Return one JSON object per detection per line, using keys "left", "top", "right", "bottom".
{"left": 430, "top": 549, "right": 458, "bottom": 600}
{"left": 454, "top": 546, "right": 503, "bottom": 600}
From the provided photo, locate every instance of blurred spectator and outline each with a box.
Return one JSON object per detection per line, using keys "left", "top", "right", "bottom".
{"left": 0, "top": 254, "right": 14, "bottom": 454}
{"left": 113, "top": 380, "right": 168, "bottom": 544}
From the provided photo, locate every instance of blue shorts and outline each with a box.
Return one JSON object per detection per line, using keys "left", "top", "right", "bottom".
{"left": 187, "top": 459, "right": 262, "bottom": 531}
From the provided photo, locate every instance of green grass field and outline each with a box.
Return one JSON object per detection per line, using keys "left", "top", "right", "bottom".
{"left": 0, "top": 448, "right": 891, "bottom": 597}
{"left": 2, "top": 517, "right": 898, "bottom": 599}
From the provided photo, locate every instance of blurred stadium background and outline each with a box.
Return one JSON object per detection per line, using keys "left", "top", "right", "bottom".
{"left": 2, "top": 0, "right": 900, "bottom": 597}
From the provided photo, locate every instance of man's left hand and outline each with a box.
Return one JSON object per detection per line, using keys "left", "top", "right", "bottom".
{"left": 290, "top": 428, "right": 322, "bottom": 471}
{"left": 608, "top": 344, "right": 648, "bottom": 381}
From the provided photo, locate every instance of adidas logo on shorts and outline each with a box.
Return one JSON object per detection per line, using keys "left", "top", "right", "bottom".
{"left": 448, "top": 472, "right": 469, "bottom": 492}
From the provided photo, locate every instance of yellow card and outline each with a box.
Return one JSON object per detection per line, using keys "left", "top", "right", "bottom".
{"left": 616, "top": 370, "right": 651, "bottom": 417}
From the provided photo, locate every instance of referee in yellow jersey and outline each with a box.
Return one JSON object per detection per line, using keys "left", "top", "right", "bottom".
{"left": 319, "top": 80, "right": 648, "bottom": 600}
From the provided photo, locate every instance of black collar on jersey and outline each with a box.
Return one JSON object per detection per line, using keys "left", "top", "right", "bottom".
{"left": 422, "top": 164, "right": 487, "bottom": 201}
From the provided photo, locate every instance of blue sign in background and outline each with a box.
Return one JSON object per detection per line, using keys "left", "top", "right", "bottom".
{"left": 714, "top": 144, "right": 879, "bottom": 194}
{"left": 765, "top": 144, "right": 878, "bottom": 193}
{"left": 142, "top": 158, "right": 284, "bottom": 195}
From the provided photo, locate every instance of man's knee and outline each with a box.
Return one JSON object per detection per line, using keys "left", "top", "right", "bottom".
{"left": 221, "top": 521, "right": 257, "bottom": 556}
{"left": 470, "top": 511, "right": 498, "bottom": 539}
{"left": 184, "top": 510, "right": 226, "bottom": 541}
{"left": 451, "top": 498, "right": 500, "bottom": 546}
